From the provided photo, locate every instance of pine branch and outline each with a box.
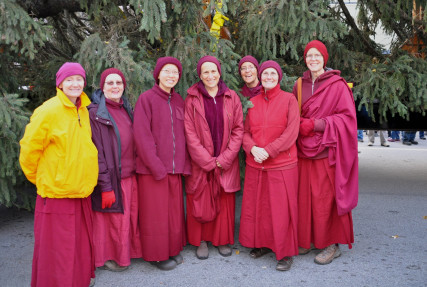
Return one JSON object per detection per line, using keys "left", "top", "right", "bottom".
{"left": 337, "top": 0, "right": 381, "bottom": 56}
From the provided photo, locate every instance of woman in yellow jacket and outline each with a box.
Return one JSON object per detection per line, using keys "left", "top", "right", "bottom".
{"left": 19, "top": 62, "right": 99, "bottom": 287}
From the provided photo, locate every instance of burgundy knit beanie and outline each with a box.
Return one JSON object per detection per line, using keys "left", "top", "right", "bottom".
{"left": 238, "top": 55, "right": 259, "bottom": 72}
{"left": 153, "top": 56, "right": 183, "bottom": 83}
{"left": 304, "top": 40, "right": 329, "bottom": 67}
{"left": 197, "top": 55, "right": 221, "bottom": 78}
{"left": 56, "top": 62, "right": 86, "bottom": 87}
{"left": 99, "top": 68, "right": 127, "bottom": 92}
{"left": 258, "top": 60, "right": 283, "bottom": 83}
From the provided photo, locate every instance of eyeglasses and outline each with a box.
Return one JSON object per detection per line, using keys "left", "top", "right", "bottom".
{"left": 306, "top": 54, "right": 323, "bottom": 60}
{"left": 105, "top": 81, "right": 123, "bottom": 86}
{"left": 240, "top": 66, "right": 256, "bottom": 72}
{"left": 161, "top": 69, "right": 180, "bottom": 76}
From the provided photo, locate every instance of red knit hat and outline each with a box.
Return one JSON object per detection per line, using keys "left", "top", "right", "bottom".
{"left": 238, "top": 55, "right": 259, "bottom": 72}
{"left": 99, "top": 68, "right": 127, "bottom": 92}
{"left": 56, "top": 62, "right": 86, "bottom": 87}
{"left": 258, "top": 60, "right": 283, "bottom": 83}
{"left": 153, "top": 56, "right": 183, "bottom": 83}
{"left": 304, "top": 40, "right": 329, "bottom": 67}
{"left": 197, "top": 55, "right": 221, "bottom": 78}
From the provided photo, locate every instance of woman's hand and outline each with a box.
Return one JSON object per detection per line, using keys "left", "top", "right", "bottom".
{"left": 251, "top": 146, "right": 269, "bottom": 163}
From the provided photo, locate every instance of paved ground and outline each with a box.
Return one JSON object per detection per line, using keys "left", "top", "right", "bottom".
{"left": 1, "top": 133, "right": 426, "bottom": 286}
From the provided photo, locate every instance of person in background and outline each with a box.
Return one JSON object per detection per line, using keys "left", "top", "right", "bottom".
{"left": 134, "top": 57, "right": 191, "bottom": 271}
{"left": 367, "top": 130, "right": 390, "bottom": 147}
{"left": 20, "top": 62, "right": 99, "bottom": 286}
{"left": 184, "top": 55, "right": 243, "bottom": 260}
{"left": 239, "top": 55, "right": 262, "bottom": 99}
{"left": 402, "top": 131, "right": 418, "bottom": 145}
{"left": 239, "top": 60, "right": 300, "bottom": 271}
{"left": 293, "top": 40, "right": 358, "bottom": 265}
{"left": 388, "top": 130, "right": 401, "bottom": 142}
{"left": 88, "top": 68, "right": 142, "bottom": 272}
{"left": 357, "top": 130, "right": 364, "bottom": 142}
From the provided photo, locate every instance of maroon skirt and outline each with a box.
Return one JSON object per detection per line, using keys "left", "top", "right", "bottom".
{"left": 186, "top": 188, "right": 236, "bottom": 247}
{"left": 239, "top": 165, "right": 299, "bottom": 260}
{"left": 298, "top": 157, "right": 354, "bottom": 250}
{"left": 137, "top": 174, "right": 186, "bottom": 261}
{"left": 31, "top": 195, "right": 94, "bottom": 287}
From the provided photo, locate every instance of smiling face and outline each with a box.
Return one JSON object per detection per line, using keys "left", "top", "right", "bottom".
{"left": 103, "top": 74, "right": 124, "bottom": 103}
{"left": 200, "top": 62, "right": 220, "bottom": 90}
{"left": 305, "top": 47, "right": 325, "bottom": 75}
{"left": 260, "top": 68, "right": 279, "bottom": 91}
{"left": 158, "top": 64, "right": 179, "bottom": 93}
{"left": 58, "top": 75, "right": 85, "bottom": 104}
{"left": 240, "top": 62, "right": 258, "bottom": 88}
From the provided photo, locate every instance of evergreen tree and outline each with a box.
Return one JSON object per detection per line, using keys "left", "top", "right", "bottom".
{"left": 0, "top": 0, "right": 426, "bottom": 208}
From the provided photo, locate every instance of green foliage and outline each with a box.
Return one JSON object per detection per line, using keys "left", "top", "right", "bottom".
{"left": 0, "top": 93, "right": 33, "bottom": 210}
{"left": 354, "top": 53, "right": 427, "bottom": 123}
{"left": 0, "top": 0, "right": 48, "bottom": 60}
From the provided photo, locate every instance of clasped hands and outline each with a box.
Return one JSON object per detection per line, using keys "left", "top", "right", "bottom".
{"left": 251, "top": 146, "right": 269, "bottom": 164}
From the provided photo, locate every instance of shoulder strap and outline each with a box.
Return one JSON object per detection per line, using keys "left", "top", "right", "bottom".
{"left": 297, "top": 77, "right": 302, "bottom": 114}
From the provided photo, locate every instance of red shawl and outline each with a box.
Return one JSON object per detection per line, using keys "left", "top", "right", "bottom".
{"left": 297, "top": 74, "right": 358, "bottom": 216}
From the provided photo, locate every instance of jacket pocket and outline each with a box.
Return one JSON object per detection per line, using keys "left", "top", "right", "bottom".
{"left": 175, "top": 106, "right": 185, "bottom": 120}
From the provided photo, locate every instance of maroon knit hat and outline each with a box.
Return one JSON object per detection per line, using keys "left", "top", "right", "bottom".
{"left": 258, "top": 60, "right": 283, "bottom": 83}
{"left": 238, "top": 55, "right": 259, "bottom": 72}
{"left": 56, "top": 62, "right": 86, "bottom": 87}
{"left": 304, "top": 40, "right": 329, "bottom": 67}
{"left": 99, "top": 68, "right": 127, "bottom": 92}
{"left": 197, "top": 55, "right": 221, "bottom": 78}
{"left": 153, "top": 56, "right": 183, "bottom": 83}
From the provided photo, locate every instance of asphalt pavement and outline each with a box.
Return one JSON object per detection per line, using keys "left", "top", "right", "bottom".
{"left": 1, "top": 133, "right": 426, "bottom": 286}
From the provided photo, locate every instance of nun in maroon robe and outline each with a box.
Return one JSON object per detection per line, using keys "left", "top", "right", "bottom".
{"left": 184, "top": 56, "right": 243, "bottom": 260}
{"left": 134, "top": 57, "right": 191, "bottom": 271}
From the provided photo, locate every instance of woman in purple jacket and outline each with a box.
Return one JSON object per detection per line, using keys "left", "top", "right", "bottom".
{"left": 88, "top": 68, "right": 142, "bottom": 272}
{"left": 134, "top": 57, "right": 191, "bottom": 271}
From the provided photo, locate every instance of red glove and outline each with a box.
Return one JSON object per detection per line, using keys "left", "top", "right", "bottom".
{"left": 299, "top": 118, "right": 315, "bottom": 137}
{"left": 102, "top": 190, "right": 116, "bottom": 209}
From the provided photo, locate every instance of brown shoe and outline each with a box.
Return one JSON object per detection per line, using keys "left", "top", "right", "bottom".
{"left": 170, "top": 253, "right": 184, "bottom": 265}
{"left": 276, "top": 256, "right": 293, "bottom": 271}
{"left": 249, "top": 247, "right": 271, "bottom": 259}
{"left": 218, "top": 245, "right": 232, "bottom": 257}
{"left": 103, "top": 260, "right": 128, "bottom": 272}
{"left": 196, "top": 241, "right": 209, "bottom": 260}
{"left": 298, "top": 243, "right": 315, "bottom": 255}
{"left": 150, "top": 259, "right": 177, "bottom": 271}
{"left": 314, "top": 244, "right": 341, "bottom": 265}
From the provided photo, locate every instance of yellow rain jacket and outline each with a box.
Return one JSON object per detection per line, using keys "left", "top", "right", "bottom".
{"left": 19, "top": 88, "right": 99, "bottom": 198}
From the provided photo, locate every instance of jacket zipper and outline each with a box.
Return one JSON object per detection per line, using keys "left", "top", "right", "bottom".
{"left": 168, "top": 94, "right": 176, "bottom": 174}
{"left": 77, "top": 106, "right": 82, "bottom": 127}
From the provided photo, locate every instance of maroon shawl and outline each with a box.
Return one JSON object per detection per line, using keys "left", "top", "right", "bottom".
{"left": 297, "top": 74, "right": 358, "bottom": 216}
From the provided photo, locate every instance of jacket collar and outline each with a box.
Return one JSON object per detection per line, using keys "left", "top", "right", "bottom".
{"left": 152, "top": 83, "right": 174, "bottom": 100}
{"left": 56, "top": 87, "right": 91, "bottom": 108}
{"left": 187, "top": 82, "right": 232, "bottom": 100}
{"left": 261, "top": 83, "right": 282, "bottom": 100}
{"left": 90, "top": 89, "right": 133, "bottom": 121}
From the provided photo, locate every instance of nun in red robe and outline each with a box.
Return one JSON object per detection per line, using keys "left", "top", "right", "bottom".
{"left": 239, "top": 60, "right": 300, "bottom": 272}
{"left": 292, "top": 40, "right": 358, "bottom": 265}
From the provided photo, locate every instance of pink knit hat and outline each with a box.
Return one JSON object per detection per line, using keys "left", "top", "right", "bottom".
{"left": 197, "top": 55, "right": 221, "bottom": 77}
{"left": 153, "top": 57, "right": 183, "bottom": 83}
{"left": 56, "top": 62, "right": 86, "bottom": 87}
{"left": 304, "top": 40, "right": 329, "bottom": 67}
{"left": 238, "top": 55, "right": 259, "bottom": 72}
{"left": 258, "top": 60, "right": 283, "bottom": 83}
{"left": 99, "top": 68, "right": 127, "bottom": 92}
